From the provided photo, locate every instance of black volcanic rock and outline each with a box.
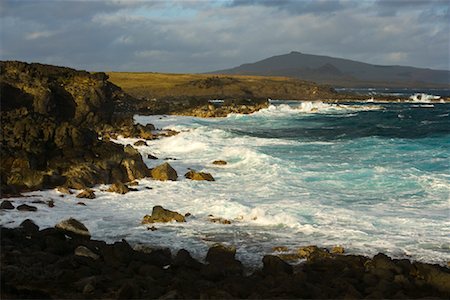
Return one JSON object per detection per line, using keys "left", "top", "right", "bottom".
{"left": 1, "top": 225, "right": 450, "bottom": 299}
{"left": 0, "top": 61, "right": 150, "bottom": 193}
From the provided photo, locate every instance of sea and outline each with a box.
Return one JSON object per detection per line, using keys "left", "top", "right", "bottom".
{"left": 2, "top": 96, "right": 449, "bottom": 267}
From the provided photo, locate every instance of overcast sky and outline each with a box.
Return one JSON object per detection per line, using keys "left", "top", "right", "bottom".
{"left": 1, "top": 0, "right": 449, "bottom": 73}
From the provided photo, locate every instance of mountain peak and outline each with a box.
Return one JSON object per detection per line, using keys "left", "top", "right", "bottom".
{"left": 209, "top": 52, "right": 450, "bottom": 88}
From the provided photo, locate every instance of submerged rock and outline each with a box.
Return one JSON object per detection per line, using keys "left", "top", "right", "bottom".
{"left": 212, "top": 160, "right": 227, "bottom": 165}
{"left": 208, "top": 215, "right": 231, "bottom": 224}
{"left": 55, "top": 218, "right": 90, "bottom": 239}
{"left": 142, "top": 205, "right": 186, "bottom": 224}
{"left": 151, "top": 162, "right": 178, "bottom": 181}
{"left": 184, "top": 170, "right": 215, "bottom": 181}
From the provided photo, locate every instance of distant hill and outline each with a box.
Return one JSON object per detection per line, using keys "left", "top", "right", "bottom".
{"left": 210, "top": 51, "right": 450, "bottom": 88}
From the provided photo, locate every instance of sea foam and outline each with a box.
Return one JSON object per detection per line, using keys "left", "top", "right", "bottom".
{"left": 2, "top": 102, "right": 449, "bottom": 266}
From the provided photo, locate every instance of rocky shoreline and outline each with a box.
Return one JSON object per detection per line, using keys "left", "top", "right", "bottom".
{"left": 1, "top": 61, "right": 449, "bottom": 299}
{"left": 2, "top": 218, "right": 450, "bottom": 299}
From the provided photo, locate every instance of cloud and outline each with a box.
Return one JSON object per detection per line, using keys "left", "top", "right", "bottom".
{"left": 25, "top": 30, "right": 56, "bottom": 40}
{"left": 0, "top": 0, "right": 448, "bottom": 72}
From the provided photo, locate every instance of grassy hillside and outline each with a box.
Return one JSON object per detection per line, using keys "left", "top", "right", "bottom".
{"left": 107, "top": 72, "right": 339, "bottom": 101}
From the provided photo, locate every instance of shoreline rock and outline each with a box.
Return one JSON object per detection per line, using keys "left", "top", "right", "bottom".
{"left": 142, "top": 205, "right": 186, "bottom": 224}
{"left": 1, "top": 224, "right": 449, "bottom": 299}
{"left": 151, "top": 162, "right": 178, "bottom": 181}
{"left": 184, "top": 170, "right": 215, "bottom": 181}
{"left": 0, "top": 61, "right": 151, "bottom": 195}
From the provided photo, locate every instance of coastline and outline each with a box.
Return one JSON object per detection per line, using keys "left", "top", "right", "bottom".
{"left": 1, "top": 61, "right": 449, "bottom": 299}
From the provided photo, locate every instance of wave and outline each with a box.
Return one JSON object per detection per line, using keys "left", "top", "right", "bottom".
{"left": 409, "top": 93, "right": 441, "bottom": 103}
{"left": 4, "top": 105, "right": 449, "bottom": 267}
{"left": 254, "top": 101, "right": 383, "bottom": 117}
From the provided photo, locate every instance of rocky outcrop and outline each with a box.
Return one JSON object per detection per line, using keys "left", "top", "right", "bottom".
{"left": 142, "top": 206, "right": 186, "bottom": 224}
{"left": 175, "top": 99, "right": 269, "bottom": 118}
{"left": 151, "top": 162, "right": 178, "bottom": 181}
{"left": 184, "top": 170, "right": 215, "bottom": 181}
{"left": 0, "top": 61, "right": 150, "bottom": 194}
{"left": 55, "top": 218, "right": 90, "bottom": 239}
{"left": 212, "top": 160, "right": 227, "bottom": 165}
{"left": 1, "top": 225, "right": 450, "bottom": 299}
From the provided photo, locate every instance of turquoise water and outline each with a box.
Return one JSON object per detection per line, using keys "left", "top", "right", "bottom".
{"left": 134, "top": 101, "right": 450, "bottom": 265}
{"left": 3, "top": 101, "right": 448, "bottom": 266}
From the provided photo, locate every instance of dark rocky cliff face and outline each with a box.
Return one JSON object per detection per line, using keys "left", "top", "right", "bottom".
{"left": 0, "top": 61, "right": 149, "bottom": 194}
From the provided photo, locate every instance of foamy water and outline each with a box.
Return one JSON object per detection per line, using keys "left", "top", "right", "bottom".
{"left": 2, "top": 101, "right": 449, "bottom": 266}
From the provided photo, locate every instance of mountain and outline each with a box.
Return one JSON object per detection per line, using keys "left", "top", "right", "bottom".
{"left": 210, "top": 51, "right": 450, "bottom": 88}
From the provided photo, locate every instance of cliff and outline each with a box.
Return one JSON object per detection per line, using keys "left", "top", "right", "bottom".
{"left": 0, "top": 61, "right": 149, "bottom": 194}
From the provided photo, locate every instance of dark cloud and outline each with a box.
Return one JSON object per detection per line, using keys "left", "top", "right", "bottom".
{"left": 0, "top": 0, "right": 448, "bottom": 72}
{"left": 229, "top": 0, "right": 348, "bottom": 15}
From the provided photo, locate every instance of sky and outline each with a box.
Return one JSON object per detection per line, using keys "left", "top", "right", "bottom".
{"left": 1, "top": 0, "right": 449, "bottom": 73}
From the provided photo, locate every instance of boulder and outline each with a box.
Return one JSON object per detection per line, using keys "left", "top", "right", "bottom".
{"left": 142, "top": 205, "right": 186, "bottom": 224}
{"left": 212, "top": 160, "right": 227, "bottom": 165}
{"left": 0, "top": 200, "right": 15, "bottom": 209}
{"left": 184, "top": 170, "right": 215, "bottom": 181}
{"left": 204, "top": 244, "right": 243, "bottom": 278}
{"left": 151, "top": 162, "right": 177, "bottom": 181}
{"left": 205, "top": 244, "right": 237, "bottom": 264}
{"left": 262, "top": 255, "right": 293, "bottom": 275}
{"left": 74, "top": 246, "right": 100, "bottom": 260}
{"left": 107, "top": 182, "right": 130, "bottom": 194}
{"left": 76, "top": 189, "right": 96, "bottom": 199}
{"left": 19, "top": 219, "right": 39, "bottom": 233}
{"left": 17, "top": 204, "right": 37, "bottom": 211}
{"left": 173, "top": 249, "right": 203, "bottom": 270}
{"left": 55, "top": 218, "right": 91, "bottom": 239}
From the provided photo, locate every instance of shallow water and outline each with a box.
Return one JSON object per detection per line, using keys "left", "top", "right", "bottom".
{"left": 2, "top": 101, "right": 449, "bottom": 266}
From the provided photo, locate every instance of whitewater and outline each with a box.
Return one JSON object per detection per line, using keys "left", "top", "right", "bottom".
{"left": 2, "top": 101, "right": 449, "bottom": 266}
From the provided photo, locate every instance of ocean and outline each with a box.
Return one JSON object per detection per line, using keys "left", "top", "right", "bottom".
{"left": 2, "top": 101, "right": 449, "bottom": 267}
{"left": 335, "top": 87, "right": 450, "bottom": 98}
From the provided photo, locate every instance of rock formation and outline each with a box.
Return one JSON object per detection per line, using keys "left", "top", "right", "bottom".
{"left": 142, "top": 205, "right": 186, "bottom": 223}
{"left": 151, "top": 162, "right": 178, "bottom": 181}
{"left": 184, "top": 170, "right": 215, "bottom": 181}
{"left": 0, "top": 61, "right": 150, "bottom": 194}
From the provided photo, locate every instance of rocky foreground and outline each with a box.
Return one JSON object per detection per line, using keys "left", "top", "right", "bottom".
{"left": 1, "top": 219, "right": 449, "bottom": 299}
